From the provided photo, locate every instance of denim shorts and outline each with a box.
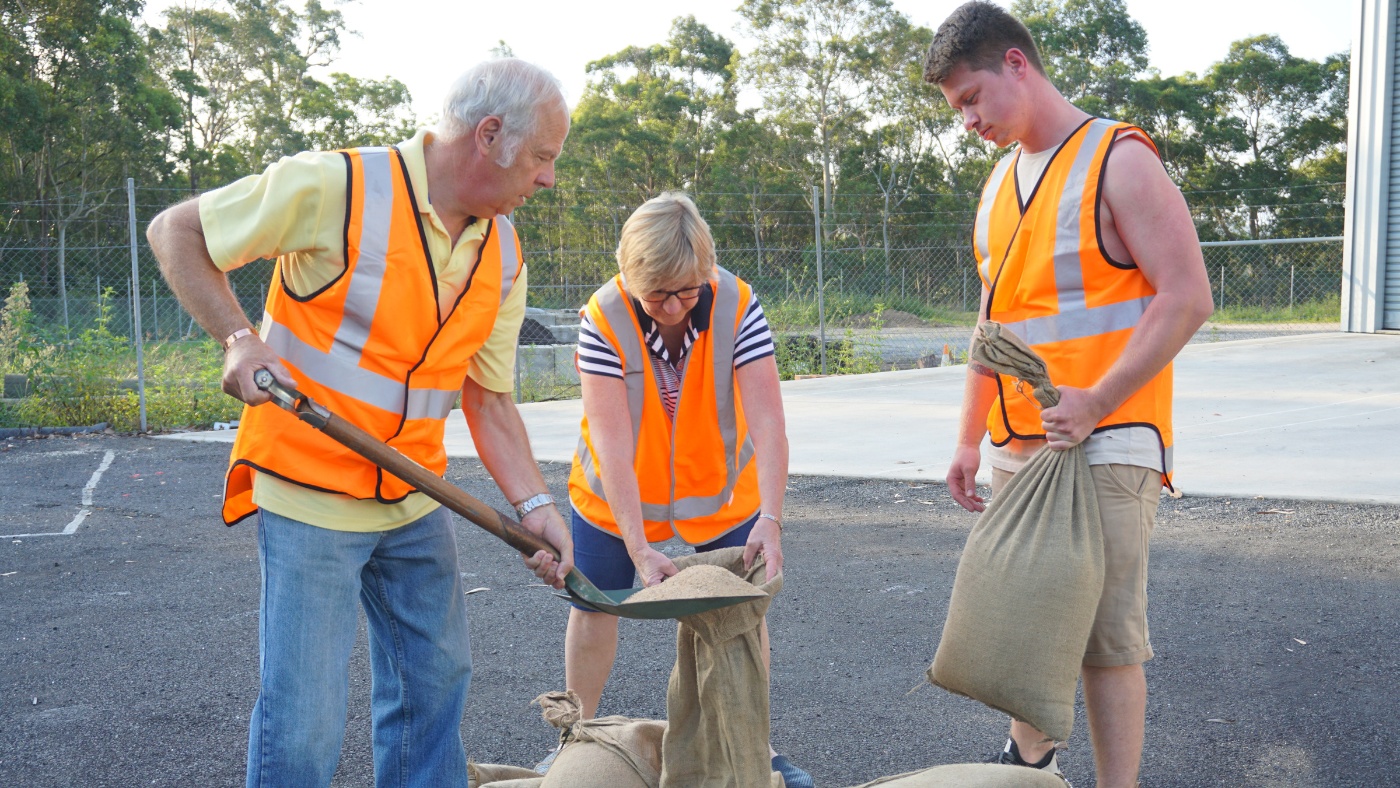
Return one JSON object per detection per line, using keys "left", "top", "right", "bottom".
{"left": 569, "top": 507, "right": 757, "bottom": 606}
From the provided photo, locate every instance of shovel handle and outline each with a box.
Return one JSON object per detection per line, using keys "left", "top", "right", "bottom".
{"left": 253, "top": 370, "right": 558, "bottom": 560}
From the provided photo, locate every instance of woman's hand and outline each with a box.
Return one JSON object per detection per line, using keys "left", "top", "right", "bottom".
{"left": 743, "top": 516, "right": 783, "bottom": 582}
{"left": 630, "top": 546, "right": 680, "bottom": 587}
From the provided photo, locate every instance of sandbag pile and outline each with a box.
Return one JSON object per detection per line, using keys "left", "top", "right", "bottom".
{"left": 662, "top": 546, "right": 783, "bottom": 788}
{"left": 928, "top": 321, "right": 1106, "bottom": 742}
{"left": 850, "top": 763, "right": 1067, "bottom": 787}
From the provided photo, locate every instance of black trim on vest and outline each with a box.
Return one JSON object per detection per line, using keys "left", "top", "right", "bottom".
{"left": 222, "top": 458, "right": 374, "bottom": 526}
{"left": 279, "top": 151, "right": 356, "bottom": 304}
{"left": 1095, "top": 127, "right": 1148, "bottom": 271}
{"left": 1015, "top": 116, "right": 1094, "bottom": 216}
{"left": 373, "top": 218, "right": 495, "bottom": 503}
{"left": 393, "top": 145, "right": 441, "bottom": 321}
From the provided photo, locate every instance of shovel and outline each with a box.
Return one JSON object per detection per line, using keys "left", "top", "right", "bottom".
{"left": 252, "top": 370, "right": 763, "bottom": 619}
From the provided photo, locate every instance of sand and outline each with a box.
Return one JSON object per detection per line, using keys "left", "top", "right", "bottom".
{"left": 622, "top": 564, "right": 764, "bottom": 604}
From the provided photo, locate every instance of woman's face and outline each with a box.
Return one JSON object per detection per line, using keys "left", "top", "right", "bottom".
{"left": 637, "top": 277, "right": 706, "bottom": 326}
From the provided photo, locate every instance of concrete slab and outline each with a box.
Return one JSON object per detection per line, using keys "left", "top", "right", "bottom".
{"left": 158, "top": 332, "right": 1400, "bottom": 504}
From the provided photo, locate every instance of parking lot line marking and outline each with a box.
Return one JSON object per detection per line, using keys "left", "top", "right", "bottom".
{"left": 2, "top": 450, "right": 116, "bottom": 539}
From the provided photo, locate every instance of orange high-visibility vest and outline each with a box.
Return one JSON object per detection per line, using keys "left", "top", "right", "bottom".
{"left": 568, "top": 268, "right": 761, "bottom": 545}
{"left": 974, "top": 118, "right": 1174, "bottom": 480}
{"left": 222, "top": 146, "right": 523, "bottom": 525}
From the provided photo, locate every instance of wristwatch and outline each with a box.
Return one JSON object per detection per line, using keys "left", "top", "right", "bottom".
{"left": 513, "top": 492, "right": 556, "bottom": 519}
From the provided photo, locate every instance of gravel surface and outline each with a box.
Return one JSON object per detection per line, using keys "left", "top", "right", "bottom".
{"left": 1, "top": 434, "right": 1395, "bottom": 787}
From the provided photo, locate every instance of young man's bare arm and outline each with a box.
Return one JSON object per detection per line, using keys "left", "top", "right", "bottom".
{"left": 1040, "top": 138, "right": 1214, "bottom": 449}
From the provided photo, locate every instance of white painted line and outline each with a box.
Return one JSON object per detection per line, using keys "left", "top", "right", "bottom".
{"left": 2, "top": 450, "right": 116, "bottom": 539}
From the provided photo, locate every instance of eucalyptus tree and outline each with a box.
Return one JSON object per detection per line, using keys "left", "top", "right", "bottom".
{"left": 737, "top": 0, "right": 907, "bottom": 236}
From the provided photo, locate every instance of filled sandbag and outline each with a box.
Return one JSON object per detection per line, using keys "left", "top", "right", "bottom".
{"left": 852, "top": 762, "right": 1067, "bottom": 787}
{"left": 534, "top": 690, "right": 666, "bottom": 788}
{"left": 661, "top": 546, "right": 781, "bottom": 788}
{"left": 928, "top": 321, "right": 1105, "bottom": 742}
{"left": 479, "top": 780, "right": 545, "bottom": 788}
{"left": 469, "top": 763, "right": 540, "bottom": 788}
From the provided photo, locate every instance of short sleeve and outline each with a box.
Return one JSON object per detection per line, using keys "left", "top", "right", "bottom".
{"left": 197, "top": 150, "right": 347, "bottom": 292}
{"left": 576, "top": 310, "right": 624, "bottom": 378}
{"left": 734, "top": 294, "right": 775, "bottom": 368}
{"left": 467, "top": 264, "right": 529, "bottom": 393}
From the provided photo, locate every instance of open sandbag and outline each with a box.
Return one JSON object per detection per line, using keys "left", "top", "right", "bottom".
{"left": 534, "top": 690, "right": 666, "bottom": 788}
{"left": 928, "top": 321, "right": 1105, "bottom": 742}
{"left": 469, "top": 763, "right": 540, "bottom": 788}
{"left": 661, "top": 546, "right": 781, "bottom": 788}
{"left": 851, "top": 763, "right": 1067, "bottom": 787}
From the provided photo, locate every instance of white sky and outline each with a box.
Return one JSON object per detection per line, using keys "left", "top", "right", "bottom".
{"left": 143, "top": 0, "right": 1355, "bottom": 122}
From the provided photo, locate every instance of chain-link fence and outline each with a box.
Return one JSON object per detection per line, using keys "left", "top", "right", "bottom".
{"left": 0, "top": 183, "right": 1346, "bottom": 431}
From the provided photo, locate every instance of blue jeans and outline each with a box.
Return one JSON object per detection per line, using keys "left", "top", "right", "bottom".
{"left": 249, "top": 507, "right": 471, "bottom": 788}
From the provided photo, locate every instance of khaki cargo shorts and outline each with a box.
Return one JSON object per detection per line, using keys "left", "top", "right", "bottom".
{"left": 992, "top": 462, "right": 1160, "bottom": 667}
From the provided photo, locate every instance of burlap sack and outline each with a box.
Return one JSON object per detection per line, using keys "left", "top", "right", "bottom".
{"left": 928, "top": 321, "right": 1105, "bottom": 742}
{"left": 851, "top": 763, "right": 1067, "bottom": 787}
{"left": 468, "top": 763, "right": 540, "bottom": 788}
{"left": 660, "top": 546, "right": 781, "bottom": 788}
{"left": 479, "top": 780, "right": 544, "bottom": 788}
{"left": 534, "top": 690, "right": 666, "bottom": 788}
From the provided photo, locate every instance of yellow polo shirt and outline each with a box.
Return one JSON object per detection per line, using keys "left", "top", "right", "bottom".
{"left": 199, "top": 129, "right": 527, "bottom": 531}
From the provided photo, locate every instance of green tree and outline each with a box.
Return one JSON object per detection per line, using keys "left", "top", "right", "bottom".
{"left": 738, "top": 0, "right": 906, "bottom": 234}
{"left": 1014, "top": 0, "right": 1149, "bottom": 118}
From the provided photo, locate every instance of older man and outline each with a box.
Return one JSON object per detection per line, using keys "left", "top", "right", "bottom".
{"left": 146, "top": 58, "right": 574, "bottom": 787}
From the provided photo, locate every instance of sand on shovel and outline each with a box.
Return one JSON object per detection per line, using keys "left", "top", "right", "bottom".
{"left": 621, "top": 564, "right": 765, "bottom": 605}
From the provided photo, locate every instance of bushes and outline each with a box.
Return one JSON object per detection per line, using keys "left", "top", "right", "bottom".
{"left": 1, "top": 282, "right": 241, "bottom": 432}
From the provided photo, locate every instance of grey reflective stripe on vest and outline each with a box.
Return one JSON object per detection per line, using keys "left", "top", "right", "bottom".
{"left": 1051, "top": 119, "right": 1114, "bottom": 314}
{"left": 575, "top": 269, "right": 751, "bottom": 527}
{"left": 334, "top": 148, "right": 392, "bottom": 355}
{"left": 495, "top": 214, "right": 521, "bottom": 305}
{"left": 1000, "top": 120, "right": 1154, "bottom": 346}
{"left": 975, "top": 153, "right": 1016, "bottom": 282}
{"left": 264, "top": 319, "right": 460, "bottom": 420}
{"left": 261, "top": 147, "right": 458, "bottom": 422}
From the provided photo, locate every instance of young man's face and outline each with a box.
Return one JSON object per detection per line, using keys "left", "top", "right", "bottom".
{"left": 938, "top": 57, "right": 1027, "bottom": 149}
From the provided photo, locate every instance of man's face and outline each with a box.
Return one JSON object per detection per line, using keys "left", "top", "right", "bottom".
{"left": 938, "top": 60, "right": 1024, "bottom": 149}
{"left": 486, "top": 105, "right": 569, "bottom": 215}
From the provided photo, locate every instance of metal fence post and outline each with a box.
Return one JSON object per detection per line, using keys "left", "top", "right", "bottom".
{"left": 813, "top": 185, "right": 826, "bottom": 375}
{"left": 1290, "top": 265, "right": 1295, "bottom": 311}
{"left": 1219, "top": 264, "right": 1225, "bottom": 310}
{"left": 127, "top": 178, "right": 147, "bottom": 433}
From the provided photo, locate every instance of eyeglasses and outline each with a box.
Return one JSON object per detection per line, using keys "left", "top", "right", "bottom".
{"left": 639, "top": 285, "right": 704, "bottom": 305}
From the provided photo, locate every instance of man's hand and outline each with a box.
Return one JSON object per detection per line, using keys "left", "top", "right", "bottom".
{"left": 222, "top": 335, "right": 297, "bottom": 405}
{"left": 742, "top": 517, "right": 783, "bottom": 582}
{"left": 520, "top": 504, "right": 573, "bottom": 589}
{"left": 630, "top": 546, "right": 679, "bottom": 588}
{"left": 947, "top": 444, "right": 986, "bottom": 512}
{"left": 1041, "top": 385, "right": 1109, "bottom": 450}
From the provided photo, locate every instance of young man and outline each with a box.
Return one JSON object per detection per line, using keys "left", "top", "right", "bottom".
{"left": 923, "top": 4, "right": 1214, "bottom": 787}
{"left": 147, "top": 58, "right": 574, "bottom": 787}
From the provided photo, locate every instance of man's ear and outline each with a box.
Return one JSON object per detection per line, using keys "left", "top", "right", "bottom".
{"left": 1005, "top": 47, "right": 1030, "bottom": 78}
{"left": 475, "top": 115, "right": 504, "bottom": 156}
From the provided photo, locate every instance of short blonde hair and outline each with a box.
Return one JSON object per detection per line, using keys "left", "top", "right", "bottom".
{"left": 616, "top": 192, "right": 716, "bottom": 297}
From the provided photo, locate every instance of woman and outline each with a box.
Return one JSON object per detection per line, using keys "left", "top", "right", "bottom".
{"left": 543, "top": 192, "right": 810, "bottom": 787}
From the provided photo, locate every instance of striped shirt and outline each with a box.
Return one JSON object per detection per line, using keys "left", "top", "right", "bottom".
{"left": 577, "top": 292, "right": 776, "bottom": 420}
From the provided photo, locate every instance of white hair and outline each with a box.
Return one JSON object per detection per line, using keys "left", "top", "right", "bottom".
{"left": 438, "top": 58, "right": 568, "bottom": 166}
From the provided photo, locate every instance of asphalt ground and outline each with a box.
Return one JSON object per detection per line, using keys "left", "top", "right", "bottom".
{"left": 1, "top": 435, "right": 1397, "bottom": 787}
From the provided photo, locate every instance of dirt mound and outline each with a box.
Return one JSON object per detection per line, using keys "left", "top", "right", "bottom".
{"left": 834, "top": 310, "right": 929, "bottom": 329}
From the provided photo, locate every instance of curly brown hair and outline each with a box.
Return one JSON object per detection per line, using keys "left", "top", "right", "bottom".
{"left": 923, "top": 1, "right": 1045, "bottom": 84}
